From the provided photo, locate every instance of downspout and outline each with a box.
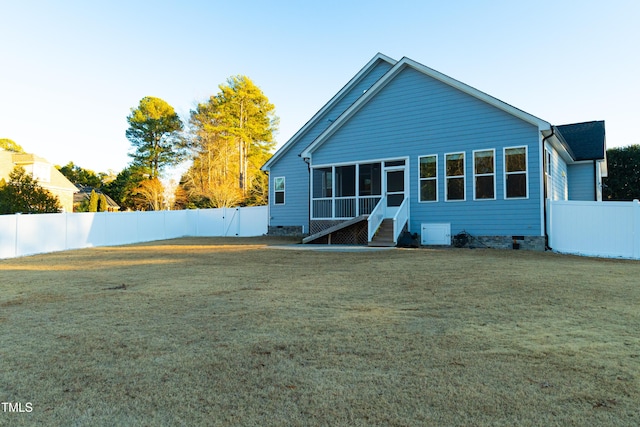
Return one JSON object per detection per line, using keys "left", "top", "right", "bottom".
{"left": 542, "top": 127, "right": 556, "bottom": 250}
{"left": 303, "top": 155, "right": 311, "bottom": 236}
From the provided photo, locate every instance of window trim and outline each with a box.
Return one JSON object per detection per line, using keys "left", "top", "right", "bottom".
{"left": 418, "top": 154, "right": 438, "bottom": 203}
{"left": 473, "top": 149, "right": 496, "bottom": 201}
{"left": 445, "top": 151, "right": 466, "bottom": 202}
{"left": 503, "top": 146, "right": 529, "bottom": 200}
{"left": 273, "top": 176, "right": 285, "bottom": 205}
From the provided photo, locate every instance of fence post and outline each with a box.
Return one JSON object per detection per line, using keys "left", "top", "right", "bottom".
{"left": 546, "top": 199, "right": 553, "bottom": 249}
{"left": 65, "top": 212, "right": 69, "bottom": 251}
{"left": 633, "top": 200, "right": 640, "bottom": 259}
{"left": 236, "top": 207, "right": 240, "bottom": 236}
{"left": 222, "top": 207, "right": 226, "bottom": 237}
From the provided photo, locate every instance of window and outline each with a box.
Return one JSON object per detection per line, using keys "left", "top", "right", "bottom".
{"left": 384, "top": 159, "right": 405, "bottom": 167}
{"left": 273, "top": 177, "right": 285, "bottom": 204}
{"left": 473, "top": 150, "right": 495, "bottom": 200}
{"left": 505, "top": 147, "right": 528, "bottom": 198}
{"left": 445, "top": 152, "right": 465, "bottom": 201}
{"left": 419, "top": 155, "right": 437, "bottom": 202}
{"left": 544, "top": 148, "right": 552, "bottom": 199}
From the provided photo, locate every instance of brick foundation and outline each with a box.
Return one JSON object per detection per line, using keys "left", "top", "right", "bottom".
{"left": 452, "top": 234, "right": 546, "bottom": 251}
{"left": 267, "top": 225, "right": 305, "bottom": 237}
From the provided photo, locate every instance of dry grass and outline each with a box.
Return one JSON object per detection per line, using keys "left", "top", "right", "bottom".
{"left": 1, "top": 237, "right": 639, "bottom": 426}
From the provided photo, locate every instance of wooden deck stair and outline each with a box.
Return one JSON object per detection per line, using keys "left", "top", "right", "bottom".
{"left": 368, "top": 219, "right": 396, "bottom": 247}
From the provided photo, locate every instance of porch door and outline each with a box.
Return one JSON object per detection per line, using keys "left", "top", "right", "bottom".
{"left": 385, "top": 167, "right": 405, "bottom": 215}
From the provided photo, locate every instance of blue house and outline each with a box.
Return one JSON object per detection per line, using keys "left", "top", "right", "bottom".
{"left": 262, "top": 54, "right": 607, "bottom": 249}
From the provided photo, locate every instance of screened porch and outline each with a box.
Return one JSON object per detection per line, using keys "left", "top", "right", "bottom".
{"left": 311, "top": 160, "right": 406, "bottom": 219}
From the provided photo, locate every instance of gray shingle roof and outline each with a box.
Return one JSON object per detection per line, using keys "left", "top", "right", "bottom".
{"left": 555, "top": 121, "right": 606, "bottom": 161}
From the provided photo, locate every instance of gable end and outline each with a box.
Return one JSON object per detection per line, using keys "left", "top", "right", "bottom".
{"left": 262, "top": 53, "right": 397, "bottom": 171}
{"left": 301, "top": 57, "right": 551, "bottom": 159}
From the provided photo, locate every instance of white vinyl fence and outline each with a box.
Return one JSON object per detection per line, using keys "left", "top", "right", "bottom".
{"left": 547, "top": 199, "right": 640, "bottom": 259}
{"left": 0, "top": 206, "right": 268, "bottom": 259}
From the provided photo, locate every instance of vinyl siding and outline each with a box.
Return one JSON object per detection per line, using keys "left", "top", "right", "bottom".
{"left": 268, "top": 59, "right": 393, "bottom": 229}
{"left": 545, "top": 144, "right": 568, "bottom": 201}
{"left": 568, "top": 162, "right": 595, "bottom": 201}
{"left": 312, "top": 66, "right": 543, "bottom": 237}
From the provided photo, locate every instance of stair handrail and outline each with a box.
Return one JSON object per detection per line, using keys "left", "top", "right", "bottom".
{"left": 367, "top": 196, "right": 386, "bottom": 242}
{"left": 392, "top": 197, "right": 409, "bottom": 244}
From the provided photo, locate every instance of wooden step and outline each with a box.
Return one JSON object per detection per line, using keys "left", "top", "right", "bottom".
{"left": 369, "top": 219, "right": 396, "bottom": 247}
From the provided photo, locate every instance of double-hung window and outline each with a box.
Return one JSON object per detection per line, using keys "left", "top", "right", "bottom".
{"left": 473, "top": 149, "right": 495, "bottom": 200}
{"left": 504, "top": 146, "right": 528, "bottom": 199}
{"left": 419, "top": 155, "right": 437, "bottom": 202}
{"left": 273, "top": 177, "right": 285, "bottom": 204}
{"left": 445, "top": 152, "right": 465, "bottom": 201}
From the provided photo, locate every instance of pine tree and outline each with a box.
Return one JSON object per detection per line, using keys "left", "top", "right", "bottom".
{"left": 126, "top": 97, "right": 185, "bottom": 179}
{"left": 183, "top": 76, "right": 278, "bottom": 207}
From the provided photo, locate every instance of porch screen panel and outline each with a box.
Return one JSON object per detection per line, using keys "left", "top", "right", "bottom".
{"left": 312, "top": 168, "right": 332, "bottom": 198}
{"left": 335, "top": 165, "right": 356, "bottom": 217}
{"left": 358, "top": 163, "right": 381, "bottom": 196}
{"left": 335, "top": 166, "right": 356, "bottom": 197}
{"left": 358, "top": 162, "right": 382, "bottom": 214}
{"left": 312, "top": 167, "right": 332, "bottom": 218}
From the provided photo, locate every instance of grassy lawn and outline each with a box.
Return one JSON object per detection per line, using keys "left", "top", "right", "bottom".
{"left": 1, "top": 237, "right": 639, "bottom": 426}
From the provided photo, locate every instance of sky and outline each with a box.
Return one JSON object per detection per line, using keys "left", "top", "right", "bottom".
{"left": 1, "top": 0, "right": 639, "bottom": 176}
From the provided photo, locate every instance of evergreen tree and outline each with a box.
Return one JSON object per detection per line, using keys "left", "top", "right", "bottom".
{"left": 99, "top": 193, "right": 109, "bottom": 212}
{"left": 604, "top": 145, "right": 640, "bottom": 200}
{"left": 126, "top": 97, "right": 185, "bottom": 179}
{"left": 103, "top": 165, "right": 146, "bottom": 211}
{"left": 182, "top": 76, "right": 278, "bottom": 207}
{"left": 57, "top": 162, "right": 103, "bottom": 188}
{"left": 0, "top": 167, "right": 61, "bottom": 214}
{"left": 88, "top": 189, "right": 99, "bottom": 212}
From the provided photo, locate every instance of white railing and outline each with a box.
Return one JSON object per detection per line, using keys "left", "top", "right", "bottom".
{"left": 335, "top": 197, "right": 356, "bottom": 218}
{"left": 392, "top": 197, "right": 409, "bottom": 244}
{"left": 359, "top": 196, "right": 382, "bottom": 215}
{"left": 547, "top": 199, "right": 640, "bottom": 259}
{"left": 312, "top": 195, "right": 382, "bottom": 219}
{"left": 0, "top": 206, "right": 268, "bottom": 260}
{"left": 312, "top": 199, "right": 332, "bottom": 218}
{"left": 367, "top": 197, "right": 386, "bottom": 241}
